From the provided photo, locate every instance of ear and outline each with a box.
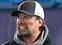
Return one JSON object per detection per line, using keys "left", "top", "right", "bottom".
{"left": 38, "top": 19, "right": 43, "bottom": 27}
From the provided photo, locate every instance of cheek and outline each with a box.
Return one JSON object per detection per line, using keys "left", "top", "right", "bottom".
{"left": 25, "top": 17, "right": 36, "bottom": 26}
{"left": 27, "top": 21, "right": 34, "bottom": 26}
{"left": 16, "top": 22, "right": 19, "bottom": 30}
{"left": 27, "top": 21, "right": 38, "bottom": 28}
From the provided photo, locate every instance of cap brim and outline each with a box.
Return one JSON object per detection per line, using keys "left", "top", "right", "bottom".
{"left": 11, "top": 10, "right": 22, "bottom": 16}
{"left": 11, "top": 10, "right": 34, "bottom": 17}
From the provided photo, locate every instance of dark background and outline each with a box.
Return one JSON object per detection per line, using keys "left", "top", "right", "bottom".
{"left": 0, "top": 8, "right": 62, "bottom": 45}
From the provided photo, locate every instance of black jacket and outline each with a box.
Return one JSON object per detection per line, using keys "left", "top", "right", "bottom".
{"left": 2, "top": 35, "right": 55, "bottom": 45}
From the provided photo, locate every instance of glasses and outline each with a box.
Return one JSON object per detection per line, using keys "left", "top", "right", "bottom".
{"left": 17, "top": 13, "right": 41, "bottom": 20}
{"left": 18, "top": 13, "right": 34, "bottom": 19}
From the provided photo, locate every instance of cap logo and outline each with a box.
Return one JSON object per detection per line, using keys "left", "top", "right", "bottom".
{"left": 20, "top": 3, "right": 27, "bottom": 10}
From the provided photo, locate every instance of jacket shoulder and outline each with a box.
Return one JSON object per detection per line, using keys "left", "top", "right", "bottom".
{"left": 1, "top": 40, "right": 20, "bottom": 45}
{"left": 43, "top": 34, "right": 56, "bottom": 45}
{"left": 1, "top": 41, "right": 10, "bottom": 45}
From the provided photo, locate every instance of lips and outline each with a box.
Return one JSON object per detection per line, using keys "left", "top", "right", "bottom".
{"left": 18, "top": 26, "right": 26, "bottom": 33}
{"left": 20, "top": 26, "right": 25, "bottom": 30}
{"left": 18, "top": 24, "right": 28, "bottom": 30}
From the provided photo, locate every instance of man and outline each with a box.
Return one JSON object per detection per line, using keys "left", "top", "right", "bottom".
{"left": 2, "top": 1, "right": 55, "bottom": 45}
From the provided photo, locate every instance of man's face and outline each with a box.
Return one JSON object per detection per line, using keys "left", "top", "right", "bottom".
{"left": 16, "top": 13, "right": 42, "bottom": 37}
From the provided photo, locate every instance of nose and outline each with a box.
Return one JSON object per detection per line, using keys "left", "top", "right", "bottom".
{"left": 19, "top": 17, "right": 29, "bottom": 25}
{"left": 18, "top": 15, "right": 28, "bottom": 24}
{"left": 19, "top": 18, "right": 26, "bottom": 24}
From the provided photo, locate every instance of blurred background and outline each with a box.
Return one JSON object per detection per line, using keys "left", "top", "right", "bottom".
{"left": 0, "top": 0, "right": 62, "bottom": 45}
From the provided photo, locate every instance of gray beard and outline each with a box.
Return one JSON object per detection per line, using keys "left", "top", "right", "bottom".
{"left": 17, "top": 32, "right": 32, "bottom": 41}
{"left": 18, "top": 32, "right": 31, "bottom": 38}
{"left": 17, "top": 26, "right": 33, "bottom": 38}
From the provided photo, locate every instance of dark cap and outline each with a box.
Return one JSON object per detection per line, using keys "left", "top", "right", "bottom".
{"left": 11, "top": 1, "right": 44, "bottom": 19}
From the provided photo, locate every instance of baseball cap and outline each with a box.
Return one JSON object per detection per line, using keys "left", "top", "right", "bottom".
{"left": 11, "top": 1, "right": 44, "bottom": 20}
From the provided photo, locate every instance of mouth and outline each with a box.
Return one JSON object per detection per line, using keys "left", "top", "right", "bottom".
{"left": 19, "top": 26, "right": 25, "bottom": 30}
{"left": 18, "top": 25, "right": 30, "bottom": 36}
{"left": 18, "top": 24, "right": 28, "bottom": 32}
